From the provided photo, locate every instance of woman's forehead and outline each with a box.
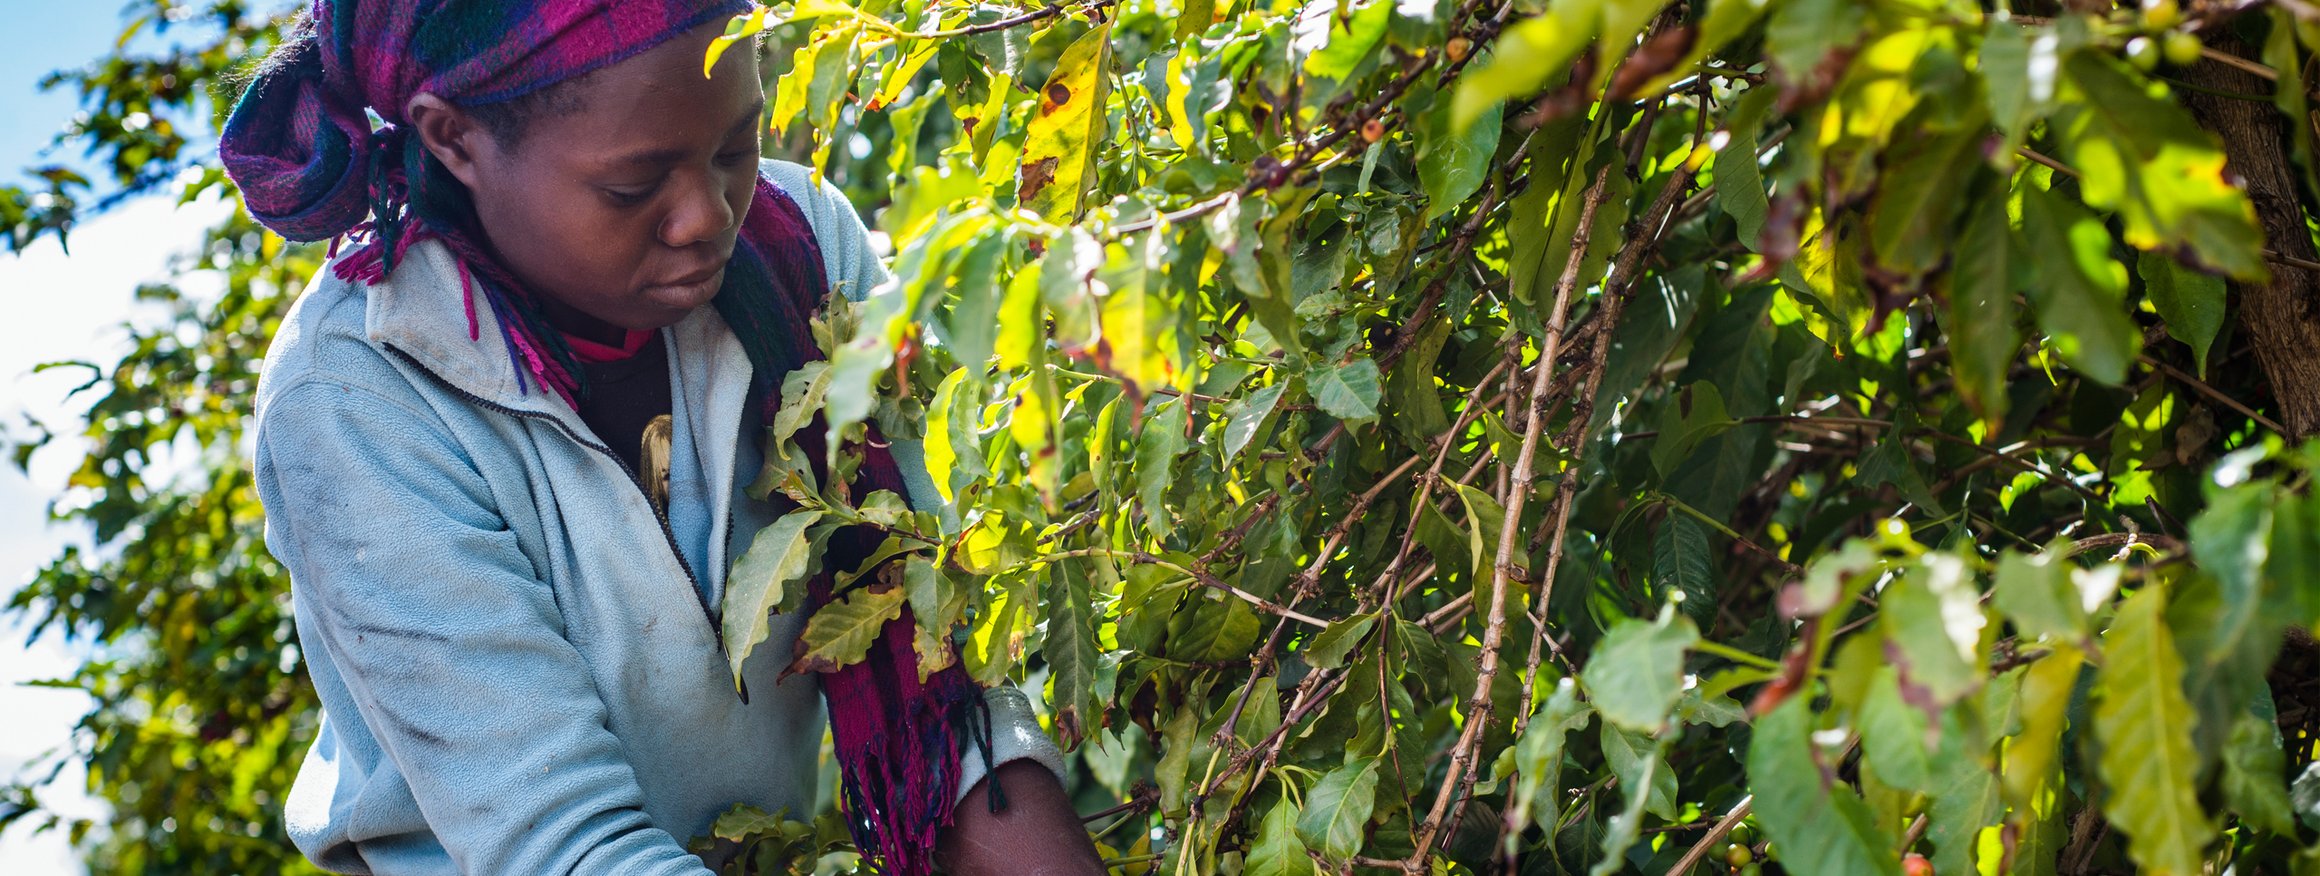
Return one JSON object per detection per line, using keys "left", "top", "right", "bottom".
{"left": 532, "top": 31, "right": 762, "bottom": 164}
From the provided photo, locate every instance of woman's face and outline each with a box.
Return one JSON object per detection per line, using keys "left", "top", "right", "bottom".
{"left": 417, "top": 21, "right": 764, "bottom": 338}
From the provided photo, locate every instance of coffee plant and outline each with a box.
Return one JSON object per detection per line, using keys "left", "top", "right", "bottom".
{"left": 717, "top": 0, "right": 2320, "bottom": 873}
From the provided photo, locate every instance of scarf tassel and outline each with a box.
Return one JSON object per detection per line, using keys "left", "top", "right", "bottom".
{"left": 820, "top": 609, "right": 1004, "bottom": 876}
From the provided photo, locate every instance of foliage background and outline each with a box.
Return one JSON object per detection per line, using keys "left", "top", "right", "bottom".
{"left": 12, "top": 0, "right": 2320, "bottom": 875}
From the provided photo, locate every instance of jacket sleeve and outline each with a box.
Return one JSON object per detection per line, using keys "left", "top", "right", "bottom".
{"left": 763, "top": 158, "right": 1072, "bottom": 802}
{"left": 256, "top": 377, "right": 714, "bottom": 876}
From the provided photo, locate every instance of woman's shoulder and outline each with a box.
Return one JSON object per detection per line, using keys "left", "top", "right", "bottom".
{"left": 756, "top": 158, "right": 872, "bottom": 241}
{"left": 253, "top": 249, "right": 435, "bottom": 427}
{"left": 755, "top": 159, "right": 889, "bottom": 302}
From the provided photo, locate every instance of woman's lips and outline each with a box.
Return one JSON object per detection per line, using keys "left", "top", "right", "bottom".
{"left": 645, "top": 266, "right": 725, "bottom": 310}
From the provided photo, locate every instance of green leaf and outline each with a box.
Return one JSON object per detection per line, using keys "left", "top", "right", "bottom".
{"left": 1868, "top": 130, "right": 1979, "bottom": 275}
{"left": 924, "top": 369, "right": 985, "bottom": 503}
{"left": 2220, "top": 706, "right": 2296, "bottom": 836}
{"left": 1600, "top": 724, "right": 1677, "bottom": 821}
{"left": 792, "top": 581, "right": 908, "bottom": 674}
{"left": 1388, "top": 315, "right": 1454, "bottom": 443}
{"left": 1137, "top": 398, "right": 1189, "bottom": 535}
{"left": 1943, "top": 194, "right": 2020, "bottom": 430}
{"left": 1749, "top": 699, "right": 1904, "bottom": 876}
{"left": 1763, "top": 0, "right": 1864, "bottom": 79}
{"left": 772, "top": 361, "right": 834, "bottom": 450}
{"left": 2188, "top": 483, "right": 2275, "bottom": 667}
{"left": 1452, "top": 483, "right": 1508, "bottom": 598}
{"left": 1175, "top": 0, "right": 1214, "bottom": 39}
{"left": 1303, "top": 614, "right": 1376, "bottom": 671}
{"left": 1168, "top": 596, "right": 1261, "bottom": 663}
{"left": 902, "top": 555, "right": 965, "bottom": 636}
{"left": 1715, "top": 88, "right": 1775, "bottom": 250}
{"left": 1017, "top": 23, "right": 1112, "bottom": 221}
{"left": 1591, "top": 727, "right": 1670, "bottom": 876}
{"left": 2018, "top": 184, "right": 2141, "bottom": 384}
{"left": 2094, "top": 585, "right": 2216, "bottom": 875}
{"left": 940, "top": 232, "right": 1008, "bottom": 370}
{"left": 2059, "top": 53, "right": 2266, "bottom": 281}
{"left": 1579, "top": 609, "right": 1699, "bottom": 734}
{"left": 1504, "top": 115, "right": 1590, "bottom": 310}
{"left": 1312, "top": 357, "right": 1384, "bottom": 420}
{"left": 1295, "top": 757, "right": 1379, "bottom": 865}
{"left": 2003, "top": 647, "right": 2085, "bottom": 810}
{"left": 2138, "top": 252, "right": 2226, "bottom": 378}
{"left": 1419, "top": 96, "right": 1502, "bottom": 223}
{"left": 709, "top": 802, "right": 787, "bottom": 842}
{"left": 1924, "top": 728, "right": 2002, "bottom": 876}
{"left": 1879, "top": 554, "right": 1986, "bottom": 706}
{"left": 1448, "top": 0, "right": 1590, "bottom": 131}
{"left": 995, "top": 265, "right": 1044, "bottom": 370}
{"left": 1296, "top": 0, "right": 1391, "bottom": 88}
{"left": 1224, "top": 382, "right": 1286, "bottom": 463}
{"left": 722, "top": 509, "right": 827, "bottom": 685}
{"left": 1044, "top": 561, "right": 1099, "bottom": 744}
{"left": 1653, "top": 513, "right": 1715, "bottom": 620}
{"left": 2268, "top": 493, "right": 2320, "bottom": 628}
{"left": 1856, "top": 669, "right": 1933, "bottom": 792}
{"left": 1506, "top": 679, "right": 1590, "bottom": 841}
{"left": 1993, "top": 547, "right": 2087, "bottom": 642}
{"left": 1245, "top": 797, "right": 1316, "bottom": 876}
{"left": 1650, "top": 382, "right": 1734, "bottom": 478}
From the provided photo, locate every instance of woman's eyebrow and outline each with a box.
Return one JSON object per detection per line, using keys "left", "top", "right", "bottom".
{"left": 607, "top": 103, "right": 765, "bottom": 168}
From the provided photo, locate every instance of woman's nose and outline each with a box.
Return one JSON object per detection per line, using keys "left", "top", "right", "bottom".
{"left": 659, "top": 173, "right": 738, "bottom": 247}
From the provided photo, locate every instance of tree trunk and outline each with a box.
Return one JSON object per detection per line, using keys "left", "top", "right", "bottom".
{"left": 2178, "top": 33, "right": 2320, "bottom": 440}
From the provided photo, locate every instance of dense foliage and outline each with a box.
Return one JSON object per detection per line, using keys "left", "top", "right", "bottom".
{"left": 720, "top": 0, "right": 2320, "bottom": 873}
{"left": 13, "top": 0, "right": 2320, "bottom": 875}
{"left": 1, "top": 4, "right": 321, "bottom": 874}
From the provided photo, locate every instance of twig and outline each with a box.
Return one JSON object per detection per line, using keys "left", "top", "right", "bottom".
{"left": 1037, "top": 548, "right": 1332, "bottom": 627}
{"left": 1667, "top": 796, "right": 1753, "bottom": 874}
{"left": 2141, "top": 354, "right": 2290, "bottom": 434}
{"left": 2059, "top": 531, "right": 2185, "bottom": 559}
{"left": 1494, "top": 85, "right": 1708, "bottom": 869}
{"left": 1407, "top": 155, "right": 1620, "bottom": 876}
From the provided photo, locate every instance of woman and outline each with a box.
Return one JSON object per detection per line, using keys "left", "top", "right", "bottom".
{"left": 222, "top": 2, "right": 1106, "bottom": 873}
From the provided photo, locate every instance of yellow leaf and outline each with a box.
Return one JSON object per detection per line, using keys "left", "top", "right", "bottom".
{"left": 2093, "top": 586, "right": 2216, "bottom": 875}
{"left": 1017, "top": 23, "right": 1113, "bottom": 220}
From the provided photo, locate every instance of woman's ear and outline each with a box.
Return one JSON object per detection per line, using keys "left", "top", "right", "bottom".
{"left": 405, "top": 93, "right": 489, "bottom": 189}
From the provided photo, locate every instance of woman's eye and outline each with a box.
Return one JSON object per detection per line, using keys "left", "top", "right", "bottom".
{"left": 601, "top": 185, "right": 655, "bottom": 207}
{"left": 715, "top": 148, "right": 755, "bottom": 167}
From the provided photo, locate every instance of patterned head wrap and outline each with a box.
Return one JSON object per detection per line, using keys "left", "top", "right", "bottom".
{"left": 222, "top": 5, "right": 1004, "bottom": 873}
{"left": 223, "top": 0, "right": 747, "bottom": 243}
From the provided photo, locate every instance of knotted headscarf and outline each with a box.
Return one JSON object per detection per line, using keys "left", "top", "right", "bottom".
{"left": 222, "top": 4, "right": 1003, "bottom": 873}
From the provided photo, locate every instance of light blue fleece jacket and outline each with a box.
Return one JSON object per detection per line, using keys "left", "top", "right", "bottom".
{"left": 256, "top": 160, "right": 1063, "bottom": 875}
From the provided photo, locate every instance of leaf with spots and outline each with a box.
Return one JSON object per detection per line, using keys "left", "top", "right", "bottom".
{"left": 1018, "top": 22, "right": 1113, "bottom": 221}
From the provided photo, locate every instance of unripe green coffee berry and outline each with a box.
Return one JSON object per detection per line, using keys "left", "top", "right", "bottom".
{"left": 2142, "top": 0, "right": 2181, "bottom": 31}
{"left": 2164, "top": 31, "right": 2204, "bottom": 67}
{"left": 2126, "top": 37, "right": 2160, "bottom": 71}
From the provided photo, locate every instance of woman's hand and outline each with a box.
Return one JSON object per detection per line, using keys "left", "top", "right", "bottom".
{"left": 936, "top": 760, "right": 1109, "bottom": 876}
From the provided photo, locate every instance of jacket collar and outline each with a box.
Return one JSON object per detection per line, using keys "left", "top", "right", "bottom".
{"left": 361, "top": 239, "right": 753, "bottom": 433}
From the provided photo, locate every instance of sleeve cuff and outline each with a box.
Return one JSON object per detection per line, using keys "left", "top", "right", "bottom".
{"left": 953, "top": 685, "right": 1068, "bottom": 806}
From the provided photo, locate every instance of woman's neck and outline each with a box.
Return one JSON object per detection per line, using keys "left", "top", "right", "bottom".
{"left": 536, "top": 295, "right": 631, "bottom": 347}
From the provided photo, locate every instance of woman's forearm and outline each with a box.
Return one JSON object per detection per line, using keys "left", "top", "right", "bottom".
{"left": 936, "top": 761, "right": 1108, "bottom": 876}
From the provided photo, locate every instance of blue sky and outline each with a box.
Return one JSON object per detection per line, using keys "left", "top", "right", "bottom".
{"left": 0, "top": 1, "right": 127, "bottom": 184}
{"left": 1, "top": 3, "right": 238, "bottom": 873}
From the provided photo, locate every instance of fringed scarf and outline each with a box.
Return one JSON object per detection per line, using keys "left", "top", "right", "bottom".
{"left": 220, "top": 4, "right": 996, "bottom": 873}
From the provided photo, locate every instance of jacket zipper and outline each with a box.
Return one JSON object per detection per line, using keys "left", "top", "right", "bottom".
{"left": 382, "top": 344, "right": 725, "bottom": 643}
